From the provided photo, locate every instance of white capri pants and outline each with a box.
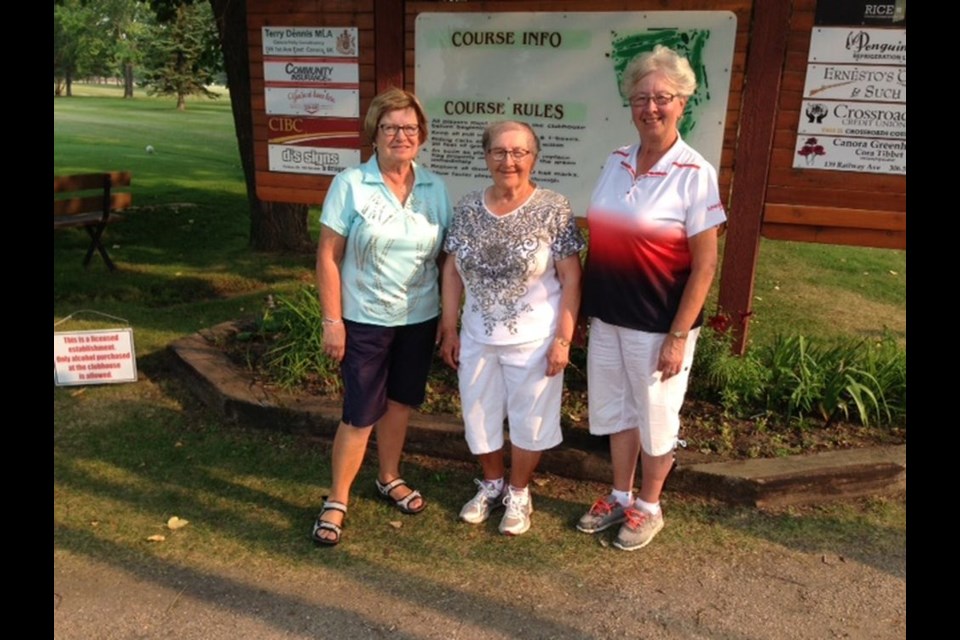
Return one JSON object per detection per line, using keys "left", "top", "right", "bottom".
{"left": 587, "top": 318, "right": 700, "bottom": 457}
{"left": 458, "top": 332, "right": 564, "bottom": 454}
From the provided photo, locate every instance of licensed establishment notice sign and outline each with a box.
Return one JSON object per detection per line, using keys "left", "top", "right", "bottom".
{"left": 415, "top": 12, "right": 737, "bottom": 214}
{"left": 53, "top": 328, "right": 137, "bottom": 386}
{"left": 262, "top": 27, "right": 361, "bottom": 175}
{"left": 793, "top": 27, "right": 906, "bottom": 175}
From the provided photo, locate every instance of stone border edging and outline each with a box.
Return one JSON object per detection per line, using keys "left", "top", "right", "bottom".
{"left": 169, "top": 321, "right": 905, "bottom": 508}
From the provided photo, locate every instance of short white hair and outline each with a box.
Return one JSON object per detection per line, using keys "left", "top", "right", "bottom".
{"left": 621, "top": 45, "right": 697, "bottom": 98}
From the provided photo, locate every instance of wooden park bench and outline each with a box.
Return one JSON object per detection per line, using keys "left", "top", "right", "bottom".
{"left": 54, "top": 171, "right": 132, "bottom": 271}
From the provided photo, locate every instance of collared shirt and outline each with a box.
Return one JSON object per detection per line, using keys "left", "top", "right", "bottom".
{"left": 321, "top": 155, "right": 452, "bottom": 326}
{"left": 582, "top": 137, "right": 727, "bottom": 333}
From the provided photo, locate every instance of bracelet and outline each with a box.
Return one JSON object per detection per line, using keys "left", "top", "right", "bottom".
{"left": 554, "top": 336, "right": 571, "bottom": 347}
{"left": 322, "top": 318, "right": 343, "bottom": 325}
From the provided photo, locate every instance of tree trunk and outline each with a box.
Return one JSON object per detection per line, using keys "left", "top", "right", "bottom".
{"left": 207, "top": 0, "right": 311, "bottom": 253}
{"left": 123, "top": 62, "right": 134, "bottom": 98}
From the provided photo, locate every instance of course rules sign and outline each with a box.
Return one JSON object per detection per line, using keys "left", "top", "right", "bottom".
{"left": 415, "top": 12, "right": 737, "bottom": 214}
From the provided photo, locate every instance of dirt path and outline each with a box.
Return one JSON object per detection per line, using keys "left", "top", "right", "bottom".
{"left": 54, "top": 495, "right": 905, "bottom": 640}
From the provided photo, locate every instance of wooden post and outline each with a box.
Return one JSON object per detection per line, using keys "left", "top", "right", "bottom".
{"left": 718, "top": 0, "right": 792, "bottom": 354}
{"left": 375, "top": 0, "right": 405, "bottom": 93}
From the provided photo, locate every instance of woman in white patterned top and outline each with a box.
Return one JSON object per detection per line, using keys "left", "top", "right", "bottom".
{"left": 440, "top": 121, "right": 584, "bottom": 536}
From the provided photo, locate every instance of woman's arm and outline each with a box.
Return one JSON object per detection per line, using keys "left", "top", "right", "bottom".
{"left": 658, "top": 226, "right": 719, "bottom": 379}
{"left": 546, "top": 253, "right": 583, "bottom": 377}
{"left": 439, "top": 254, "right": 463, "bottom": 369}
{"left": 316, "top": 224, "right": 348, "bottom": 362}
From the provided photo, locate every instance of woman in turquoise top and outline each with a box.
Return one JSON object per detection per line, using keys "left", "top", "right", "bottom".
{"left": 311, "top": 88, "right": 452, "bottom": 546}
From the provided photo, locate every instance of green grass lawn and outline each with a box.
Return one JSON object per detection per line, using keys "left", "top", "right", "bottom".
{"left": 55, "top": 84, "right": 905, "bottom": 574}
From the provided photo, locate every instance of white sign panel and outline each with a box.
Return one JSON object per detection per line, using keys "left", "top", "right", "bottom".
{"left": 263, "top": 59, "right": 359, "bottom": 86}
{"left": 268, "top": 145, "right": 361, "bottom": 175}
{"left": 262, "top": 27, "right": 358, "bottom": 58}
{"left": 54, "top": 328, "right": 137, "bottom": 386}
{"left": 797, "top": 100, "right": 906, "bottom": 139}
{"left": 265, "top": 87, "right": 359, "bottom": 117}
{"left": 415, "top": 12, "right": 737, "bottom": 214}
{"left": 795, "top": 136, "right": 905, "bottom": 174}
{"left": 802, "top": 64, "right": 905, "bottom": 102}
{"left": 809, "top": 27, "right": 906, "bottom": 65}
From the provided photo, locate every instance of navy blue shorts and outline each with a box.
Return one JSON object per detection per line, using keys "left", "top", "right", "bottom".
{"left": 340, "top": 317, "right": 438, "bottom": 427}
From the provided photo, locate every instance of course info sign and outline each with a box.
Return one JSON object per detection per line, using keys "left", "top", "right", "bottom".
{"left": 415, "top": 11, "right": 737, "bottom": 214}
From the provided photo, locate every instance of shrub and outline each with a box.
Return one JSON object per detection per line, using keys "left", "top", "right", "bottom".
{"left": 259, "top": 287, "right": 341, "bottom": 393}
{"left": 692, "top": 328, "right": 905, "bottom": 428}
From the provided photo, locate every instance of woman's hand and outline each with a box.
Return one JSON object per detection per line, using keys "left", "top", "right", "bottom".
{"left": 439, "top": 326, "right": 460, "bottom": 370}
{"left": 657, "top": 334, "right": 686, "bottom": 381}
{"left": 546, "top": 338, "right": 570, "bottom": 377}
{"left": 322, "top": 321, "right": 346, "bottom": 363}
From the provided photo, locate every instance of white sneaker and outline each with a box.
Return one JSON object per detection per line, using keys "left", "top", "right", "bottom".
{"left": 459, "top": 479, "right": 505, "bottom": 524}
{"left": 498, "top": 490, "right": 533, "bottom": 536}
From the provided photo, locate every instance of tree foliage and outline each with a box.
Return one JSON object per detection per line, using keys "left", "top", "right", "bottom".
{"left": 55, "top": 0, "right": 105, "bottom": 95}
{"left": 139, "top": 1, "right": 222, "bottom": 110}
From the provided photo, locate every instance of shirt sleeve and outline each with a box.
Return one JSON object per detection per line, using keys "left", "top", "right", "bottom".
{"left": 549, "top": 193, "right": 587, "bottom": 259}
{"left": 319, "top": 171, "right": 354, "bottom": 236}
{"left": 683, "top": 160, "right": 727, "bottom": 238}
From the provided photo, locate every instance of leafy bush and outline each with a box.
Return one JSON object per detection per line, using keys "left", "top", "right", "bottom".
{"left": 692, "top": 328, "right": 906, "bottom": 428}
{"left": 259, "top": 287, "right": 341, "bottom": 393}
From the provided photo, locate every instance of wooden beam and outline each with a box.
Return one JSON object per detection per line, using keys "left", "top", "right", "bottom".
{"left": 375, "top": 0, "right": 405, "bottom": 93}
{"left": 717, "top": 0, "right": 792, "bottom": 354}
{"left": 762, "top": 223, "right": 906, "bottom": 250}
{"left": 764, "top": 204, "right": 906, "bottom": 232}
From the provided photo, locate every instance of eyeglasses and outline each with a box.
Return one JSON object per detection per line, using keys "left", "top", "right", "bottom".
{"left": 487, "top": 148, "right": 532, "bottom": 162}
{"left": 629, "top": 94, "right": 680, "bottom": 107}
{"left": 379, "top": 123, "right": 420, "bottom": 137}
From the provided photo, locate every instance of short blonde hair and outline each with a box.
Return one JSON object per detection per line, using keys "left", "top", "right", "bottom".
{"left": 621, "top": 45, "right": 697, "bottom": 99}
{"left": 363, "top": 88, "right": 429, "bottom": 145}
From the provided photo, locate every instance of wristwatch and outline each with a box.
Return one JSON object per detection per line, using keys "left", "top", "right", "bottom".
{"left": 669, "top": 330, "right": 688, "bottom": 339}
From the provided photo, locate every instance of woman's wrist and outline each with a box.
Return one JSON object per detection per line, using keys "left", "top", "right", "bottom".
{"left": 554, "top": 336, "right": 571, "bottom": 347}
{"left": 322, "top": 317, "right": 343, "bottom": 325}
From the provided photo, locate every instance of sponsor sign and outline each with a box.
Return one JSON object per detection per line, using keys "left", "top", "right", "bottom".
{"left": 263, "top": 59, "right": 359, "bottom": 86}
{"left": 268, "top": 145, "right": 360, "bottom": 175}
{"left": 262, "top": 27, "right": 358, "bottom": 57}
{"left": 802, "top": 64, "right": 905, "bottom": 102}
{"left": 261, "top": 26, "right": 360, "bottom": 175}
{"left": 794, "top": 26, "right": 906, "bottom": 175}
{"left": 264, "top": 87, "right": 360, "bottom": 118}
{"left": 266, "top": 116, "right": 360, "bottom": 147}
{"left": 809, "top": 27, "right": 906, "bottom": 65}
{"left": 795, "top": 136, "right": 905, "bottom": 175}
{"left": 815, "top": 0, "right": 906, "bottom": 27}
{"left": 54, "top": 328, "right": 137, "bottom": 386}
{"left": 797, "top": 100, "right": 905, "bottom": 139}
